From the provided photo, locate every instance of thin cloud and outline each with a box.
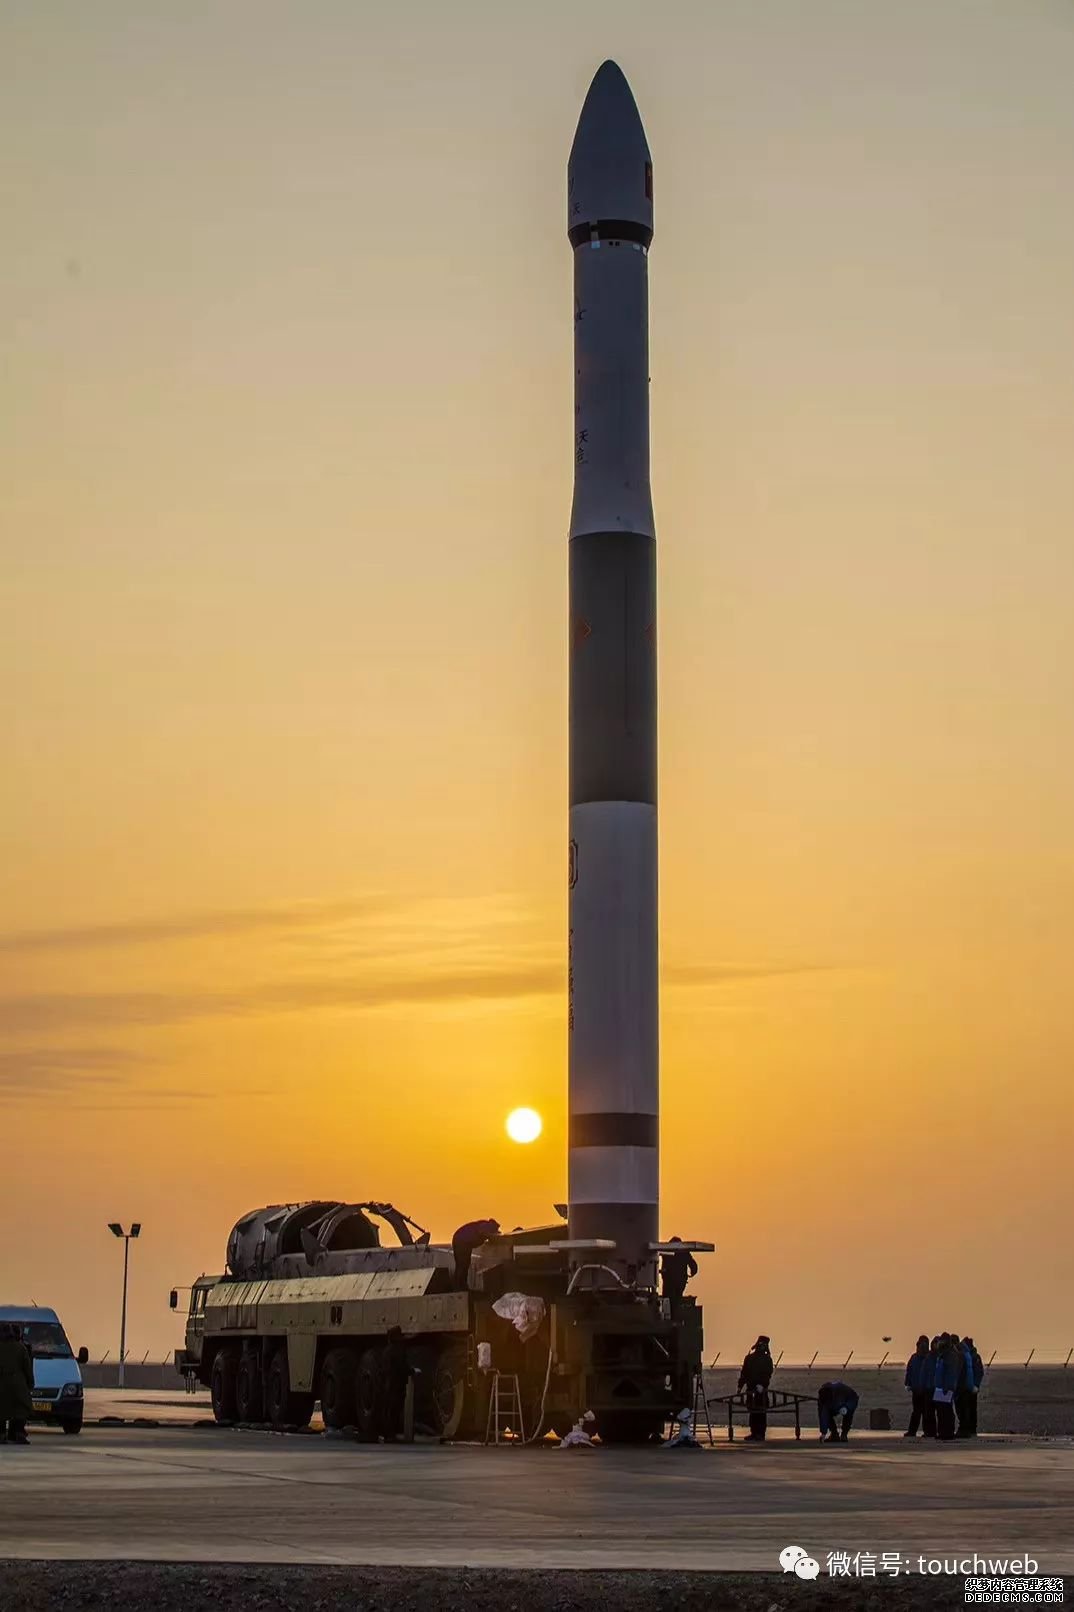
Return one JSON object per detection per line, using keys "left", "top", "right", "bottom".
{"left": 0, "top": 1046, "right": 265, "bottom": 1107}
{"left": 0, "top": 1047, "right": 135, "bottom": 1084}
{"left": 0, "top": 962, "right": 565, "bottom": 1036}
{"left": 0, "top": 958, "right": 840, "bottom": 1039}
{"left": 0, "top": 1046, "right": 142, "bottom": 1103}
{"left": 664, "top": 962, "right": 837, "bottom": 986}
{"left": 0, "top": 896, "right": 390, "bottom": 957}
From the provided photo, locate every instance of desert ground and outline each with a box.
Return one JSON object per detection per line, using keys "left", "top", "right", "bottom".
{"left": 5, "top": 1378, "right": 1069, "bottom": 1610}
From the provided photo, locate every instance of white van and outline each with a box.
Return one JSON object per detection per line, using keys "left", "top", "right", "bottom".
{"left": 1, "top": 1305, "right": 89, "bottom": 1435}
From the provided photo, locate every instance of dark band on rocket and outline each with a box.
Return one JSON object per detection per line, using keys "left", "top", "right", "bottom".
{"left": 569, "top": 1112, "right": 659, "bottom": 1148}
{"left": 569, "top": 529, "right": 656, "bottom": 807}
{"left": 568, "top": 218, "right": 654, "bottom": 250}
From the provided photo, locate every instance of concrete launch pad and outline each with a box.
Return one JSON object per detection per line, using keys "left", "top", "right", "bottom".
{"left": 1, "top": 1424, "right": 1070, "bottom": 1574}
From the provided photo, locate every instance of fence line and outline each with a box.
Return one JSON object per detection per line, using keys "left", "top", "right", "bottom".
{"left": 708, "top": 1348, "right": 1074, "bottom": 1370}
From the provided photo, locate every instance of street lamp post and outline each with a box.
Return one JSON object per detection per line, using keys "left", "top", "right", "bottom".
{"left": 108, "top": 1222, "right": 141, "bottom": 1388}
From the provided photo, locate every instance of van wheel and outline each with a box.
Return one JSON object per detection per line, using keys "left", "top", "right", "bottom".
{"left": 355, "top": 1348, "right": 383, "bottom": 1442}
{"left": 320, "top": 1347, "right": 358, "bottom": 1429}
{"left": 62, "top": 1420, "right": 83, "bottom": 1435}
{"left": 236, "top": 1351, "right": 264, "bottom": 1422}
{"left": 266, "top": 1348, "right": 314, "bottom": 1429}
{"left": 211, "top": 1347, "right": 239, "bottom": 1423}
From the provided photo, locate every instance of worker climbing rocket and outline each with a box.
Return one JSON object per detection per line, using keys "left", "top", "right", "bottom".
{"left": 566, "top": 61, "right": 659, "bottom": 1281}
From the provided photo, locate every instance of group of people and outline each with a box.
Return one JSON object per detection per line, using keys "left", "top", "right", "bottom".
{"left": 905, "top": 1332, "right": 984, "bottom": 1440}
{"left": 0, "top": 1321, "right": 34, "bottom": 1445}
{"left": 735, "top": 1331, "right": 986, "bottom": 1444}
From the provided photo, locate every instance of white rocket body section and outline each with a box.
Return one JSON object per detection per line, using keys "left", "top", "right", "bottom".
{"left": 570, "top": 245, "right": 655, "bottom": 541}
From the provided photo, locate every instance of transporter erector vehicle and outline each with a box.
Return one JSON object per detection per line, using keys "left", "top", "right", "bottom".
{"left": 178, "top": 1199, "right": 708, "bottom": 1442}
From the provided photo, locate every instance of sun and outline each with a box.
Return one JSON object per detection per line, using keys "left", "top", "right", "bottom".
{"left": 506, "top": 1107, "right": 542, "bottom": 1144}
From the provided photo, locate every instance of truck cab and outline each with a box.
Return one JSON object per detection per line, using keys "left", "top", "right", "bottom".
{"left": 1, "top": 1305, "right": 89, "bottom": 1435}
{"left": 172, "top": 1275, "right": 221, "bottom": 1384}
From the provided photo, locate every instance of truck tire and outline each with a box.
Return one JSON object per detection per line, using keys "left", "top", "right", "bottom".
{"left": 236, "top": 1350, "right": 264, "bottom": 1422}
{"left": 320, "top": 1346, "right": 358, "bottom": 1429}
{"left": 211, "top": 1347, "right": 239, "bottom": 1423}
{"left": 355, "top": 1347, "right": 383, "bottom": 1442}
{"left": 430, "top": 1346, "right": 466, "bottom": 1439}
{"left": 266, "top": 1348, "right": 314, "bottom": 1430}
{"left": 61, "top": 1419, "right": 83, "bottom": 1436}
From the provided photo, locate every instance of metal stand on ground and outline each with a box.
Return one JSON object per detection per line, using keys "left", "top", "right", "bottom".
{"left": 691, "top": 1371, "right": 714, "bottom": 1444}
{"left": 708, "top": 1387, "right": 812, "bottom": 1441}
{"left": 484, "top": 1371, "right": 525, "bottom": 1444}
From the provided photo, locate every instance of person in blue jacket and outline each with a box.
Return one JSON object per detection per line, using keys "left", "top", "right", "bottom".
{"left": 904, "top": 1334, "right": 935, "bottom": 1438}
{"left": 818, "top": 1380, "right": 859, "bottom": 1442}
{"left": 933, "top": 1333, "right": 962, "bottom": 1440}
{"left": 956, "top": 1335, "right": 984, "bottom": 1438}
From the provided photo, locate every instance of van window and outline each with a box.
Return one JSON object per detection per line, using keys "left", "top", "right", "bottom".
{"left": 19, "top": 1321, "right": 73, "bottom": 1359}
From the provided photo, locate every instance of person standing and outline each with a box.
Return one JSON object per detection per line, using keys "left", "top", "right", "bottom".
{"left": 660, "top": 1237, "right": 698, "bottom": 1320}
{"left": 380, "top": 1326, "right": 413, "bottom": 1441}
{"left": 933, "top": 1333, "right": 961, "bottom": 1440}
{"left": 818, "top": 1380, "right": 860, "bottom": 1442}
{"left": 954, "top": 1335, "right": 971, "bottom": 1438}
{"left": 738, "top": 1335, "right": 774, "bottom": 1441}
{"left": 927, "top": 1336, "right": 942, "bottom": 1436}
{"left": 904, "top": 1334, "right": 935, "bottom": 1438}
{"left": 0, "top": 1322, "right": 33, "bottom": 1445}
{"left": 956, "top": 1335, "right": 983, "bottom": 1438}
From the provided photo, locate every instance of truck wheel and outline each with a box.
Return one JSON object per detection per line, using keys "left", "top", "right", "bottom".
{"left": 320, "top": 1346, "right": 358, "bottom": 1429}
{"left": 236, "top": 1351, "right": 264, "bottom": 1422}
{"left": 430, "top": 1346, "right": 466, "bottom": 1439}
{"left": 355, "top": 1347, "right": 383, "bottom": 1442}
{"left": 61, "top": 1420, "right": 83, "bottom": 1436}
{"left": 211, "top": 1347, "right": 239, "bottom": 1423}
{"left": 266, "top": 1348, "right": 314, "bottom": 1430}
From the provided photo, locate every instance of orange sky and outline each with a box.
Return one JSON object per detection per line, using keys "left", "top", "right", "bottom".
{"left": 3, "top": 0, "right": 1073, "bottom": 1366}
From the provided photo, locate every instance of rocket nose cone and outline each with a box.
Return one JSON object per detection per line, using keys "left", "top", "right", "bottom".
{"left": 580, "top": 59, "right": 638, "bottom": 123}
{"left": 568, "top": 60, "right": 653, "bottom": 243}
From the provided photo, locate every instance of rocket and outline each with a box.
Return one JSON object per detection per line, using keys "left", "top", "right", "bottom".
{"left": 566, "top": 62, "right": 658, "bottom": 1286}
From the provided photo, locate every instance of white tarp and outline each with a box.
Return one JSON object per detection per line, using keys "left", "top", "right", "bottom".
{"left": 492, "top": 1292, "right": 546, "bottom": 1343}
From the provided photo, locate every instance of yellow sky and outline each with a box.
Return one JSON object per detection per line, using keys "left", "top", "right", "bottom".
{"left": 3, "top": 0, "right": 1073, "bottom": 1364}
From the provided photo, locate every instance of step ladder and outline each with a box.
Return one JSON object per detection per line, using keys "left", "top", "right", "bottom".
{"left": 691, "top": 1368, "right": 714, "bottom": 1443}
{"left": 484, "top": 1371, "right": 525, "bottom": 1444}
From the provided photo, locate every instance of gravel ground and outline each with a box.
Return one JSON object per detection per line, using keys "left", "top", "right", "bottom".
{"left": 2, "top": 1563, "right": 1031, "bottom": 1611}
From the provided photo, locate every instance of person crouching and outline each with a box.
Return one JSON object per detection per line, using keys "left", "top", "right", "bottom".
{"left": 818, "top": 1380, "right": 859, "bottom": 1443}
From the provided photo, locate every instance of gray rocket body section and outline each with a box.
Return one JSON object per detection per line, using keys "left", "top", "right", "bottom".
{"left": 567, "top": 63, "right": 658, "bottom": 1282}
